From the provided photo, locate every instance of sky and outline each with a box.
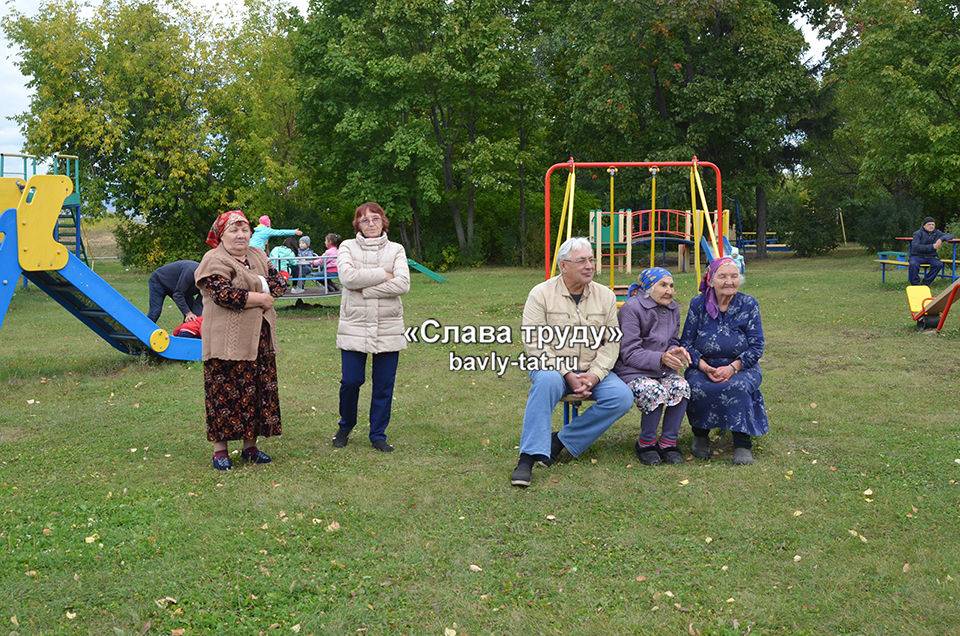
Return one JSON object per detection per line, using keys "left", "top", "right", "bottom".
{"left": 0, "top": 2, "right": 827, "bottom": 162}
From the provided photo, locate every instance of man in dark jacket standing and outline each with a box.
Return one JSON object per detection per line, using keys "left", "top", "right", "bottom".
{"left": 147, "top": 260, "right": 202, "bottom": 323}
{"left": 909, "top": 217, "right": 954, "bottom": 286}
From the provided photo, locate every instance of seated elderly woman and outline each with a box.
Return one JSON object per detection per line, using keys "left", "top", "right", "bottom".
{"left": 680, "top": 256, "right": 768, "bottom": 465}
{"left": 613, "top": 267, "right": 692, "bottom": 466}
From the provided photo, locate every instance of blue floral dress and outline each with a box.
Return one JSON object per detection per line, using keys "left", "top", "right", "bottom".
{"left": 679, "top": 292, "right": 769, "bottom": 437}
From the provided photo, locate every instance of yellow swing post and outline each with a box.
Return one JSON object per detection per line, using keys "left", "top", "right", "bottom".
{"left": 608, "top": 167, "right": 617, "bottom": 289}
{"left": 649, "top": 166, "right": 658, "bottom": 269}
{"left": 690, "top": 166, "right": 702, "bottom": 282}
{"left": 550, "top": 167, "right": 576, "bottom": 278}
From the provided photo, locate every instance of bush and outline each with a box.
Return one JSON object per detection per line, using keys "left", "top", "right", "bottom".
{"left": 851, "top": 194, "right": 922, "bottom": 253}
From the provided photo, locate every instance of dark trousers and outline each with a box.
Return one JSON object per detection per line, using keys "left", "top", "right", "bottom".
{"left": 692, "top": 425, "right": 752, "bottom": 449}
{"left": 909, "top": 255, "right": 943, "bottom": 286}
{"left": 338, "top": 349, "right": 400, "bottom": 442}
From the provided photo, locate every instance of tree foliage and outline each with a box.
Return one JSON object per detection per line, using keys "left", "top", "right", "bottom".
{"left": 5, "top": 0, "right": 855, "bottom": 265}
{"left": 803, "top": 0, "right": 960, "bottom": 249}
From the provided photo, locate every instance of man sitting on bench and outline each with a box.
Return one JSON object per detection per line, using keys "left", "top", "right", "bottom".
{"left": 910, "top": 217, "right": 953, "bottom": 286}
{"left": 510, "top": 237, "right": 633, "bottom": 487}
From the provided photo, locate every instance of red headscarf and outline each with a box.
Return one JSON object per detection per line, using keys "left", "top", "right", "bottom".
{"left": 206, "top": 210, "right": 249, "bottom": 248}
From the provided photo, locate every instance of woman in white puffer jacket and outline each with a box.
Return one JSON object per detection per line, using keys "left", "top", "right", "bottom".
{"left": 332, "top": 202, "right": 410, "bottom": 453}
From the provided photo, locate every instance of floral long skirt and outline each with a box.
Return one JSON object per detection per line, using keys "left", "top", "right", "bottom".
{"left": 204, "top": 321, "right": 282, "bottom": 442}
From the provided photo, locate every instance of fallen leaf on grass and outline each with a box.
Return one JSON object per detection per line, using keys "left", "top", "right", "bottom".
{"left": 153, "top": 597, "right": 178, "bottom": 609}
{"left": 65, "top": 611, "right": 76, "bottom": 619}
{"left": 10, "top": 616, "right": 18, "bottom": 627}
{"left": 674, "top": 602, "right": 691, "bottom": 611}
{"left": 635, "top": 574, "right": 646, "bottom": 582}
{"left": 469, "top": 564, "right": 483, "bottom": 572}
{"left": 171, "top": 629, "right": 185, "bottom": 636}
{"left": 793, "top": 510, "right": 803, "bottom": 517}
{"left": 726, "top": 597, "right": 735, "bottom": 603}
{"left": 291, "top": 624, "right": 301, "bottom": 633}
{"left": 25, "top": 570, "right": 37, "bottom": 576}
{"left": 325, "top": 521, "right": 341, "bottom": 532}
{"left": 546, "top": 515, "right": 556, "bottom": 521}
{"left": 704, "top": 537, "right": 713, "bottom": 544}
{"left": 679, "top": 479, "right": 689, "bottom": 486}
{"left": 903, "top": 563, "right": 910, "bottom": 573}
{"left": 84, "top": 534, "right": 99, "bottom": 543}
{"left": 793, "top": 555, "right": 802, "bottom": 562}
{"left": 444, "top": 629, "right": 457, "bottom": 636}
{"left": 863, "top": 488, "right": 873, "bottom": 496}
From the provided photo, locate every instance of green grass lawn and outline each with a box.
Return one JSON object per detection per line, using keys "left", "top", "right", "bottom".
{"left": 1, "top": 245, "right": 959, "bottom": 634}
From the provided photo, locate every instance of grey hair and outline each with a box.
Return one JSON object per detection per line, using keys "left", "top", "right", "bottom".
{"left": 712, "top": 259, "right": 746, "bottom": 286}
{"left": 557, "top": 237, "right": 592, "bottom": 262}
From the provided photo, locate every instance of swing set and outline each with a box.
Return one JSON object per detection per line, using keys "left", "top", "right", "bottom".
{"left": 543, "top": 158, "right": 726, "bottom": 289}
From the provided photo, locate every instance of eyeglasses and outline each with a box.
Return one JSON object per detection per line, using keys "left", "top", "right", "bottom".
{"left": 358, "top": 216, "right": 383, "bottom": 225}
{"left": 563, "top": 257, "right": 595, "bottom": 265}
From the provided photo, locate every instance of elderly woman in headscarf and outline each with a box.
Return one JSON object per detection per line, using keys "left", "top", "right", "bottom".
{"left": 194, "top": 210, "right": 289, "bottom": 470}
{"left": 680, "top": 257, "right": 768, "bottom": 465}
{"left": 613, "top": 267, "right": 692, "bottom": 465}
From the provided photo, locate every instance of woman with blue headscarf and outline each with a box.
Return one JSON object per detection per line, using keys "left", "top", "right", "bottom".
{"left": 680, "top": 257, "right": 768, "bottom": 465}
{"left": 613, "top": 267, "right": 692, "bottom": 465}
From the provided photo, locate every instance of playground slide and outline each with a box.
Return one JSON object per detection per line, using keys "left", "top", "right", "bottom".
{"left": 700, "top": 235, "right": 745, "bottom": 272}
{"left": 0, "top": 188, "right": 200, "bottom": 361}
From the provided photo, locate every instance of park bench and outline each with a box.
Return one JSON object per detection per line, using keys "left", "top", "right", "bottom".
{"left": 876, "top": 256, "right": 945, "bottom": 283}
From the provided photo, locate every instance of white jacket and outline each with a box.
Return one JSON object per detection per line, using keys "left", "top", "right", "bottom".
{"left": 336, "top": 233, "right": 410, "bottom": 353}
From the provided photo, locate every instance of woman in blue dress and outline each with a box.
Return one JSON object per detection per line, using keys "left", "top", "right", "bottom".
{"left": 680, "top": 257, "right": 768, "bottom": 464}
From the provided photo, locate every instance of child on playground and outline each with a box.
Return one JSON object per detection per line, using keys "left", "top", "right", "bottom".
{"left": 290, "top": 236, "right": 319, "bottom": 292}
{"left": 312, "top": 233, "right": 341, "bottom": 292}
{"left": 269, "top": 237, "right": 299, "bottom": 282}
{"left": 250, "top": 215, "right": 302, "bottom": 251}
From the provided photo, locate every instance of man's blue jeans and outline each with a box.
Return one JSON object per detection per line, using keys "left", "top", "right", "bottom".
{"left": 519, "top": 370, "right": 633, "bottom": 459}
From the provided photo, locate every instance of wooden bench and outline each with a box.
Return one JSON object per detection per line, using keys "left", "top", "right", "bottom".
{"left": 876, "top": 258, "right": 946, "bottom": 283}
{"left": 560, "top": 393, "right": 595, "bottom": 426}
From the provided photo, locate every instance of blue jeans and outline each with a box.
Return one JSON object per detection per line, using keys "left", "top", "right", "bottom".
{"left": 909, "top": 255, "right": 943, "bottom": 285}
{"left": 519, "top": 370, "right": 634, "bottom": 458}
{"left": 338, "top": 350, "right": 400, "bottom": 442}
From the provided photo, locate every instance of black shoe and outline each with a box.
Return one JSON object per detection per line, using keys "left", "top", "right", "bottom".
{"left": 635, "top": 442, "right": 661, "bottom": 466}
{"left": 371, "top": 439, "right": 394, "bottom": 453}
{"left": 332, "top": 428, "right": 350, "bottom": 448}
{"left": 511, "top": 455, "right": 534, "bottom": 487}
{"left": 538, "top": 431, "right": 566, "bottom": 467}
{"left": 691, "top": 436, "right": 711, "bottom": 459}
{"left": 659, "top": 446, "right": 684, "bottom": 464}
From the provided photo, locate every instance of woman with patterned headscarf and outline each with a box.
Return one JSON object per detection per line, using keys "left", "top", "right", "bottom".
{"left": 680, "top": 257, "right": 768, "bottom": 465}
{"left": 613, "top": 267, "right": 692, "bottom": 465}
{"left": 194, "top": 210, "right": 289, "bottom": 470}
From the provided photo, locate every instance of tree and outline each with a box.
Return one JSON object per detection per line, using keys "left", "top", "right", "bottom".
{"left": 5, "top": 0, "right": 312, "bottom": 264}
{"left": 295, "top": 0, "right": 545, "bottom": 261}
{"left": 536, "top": 0, "right": 814, "bottom": 257}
